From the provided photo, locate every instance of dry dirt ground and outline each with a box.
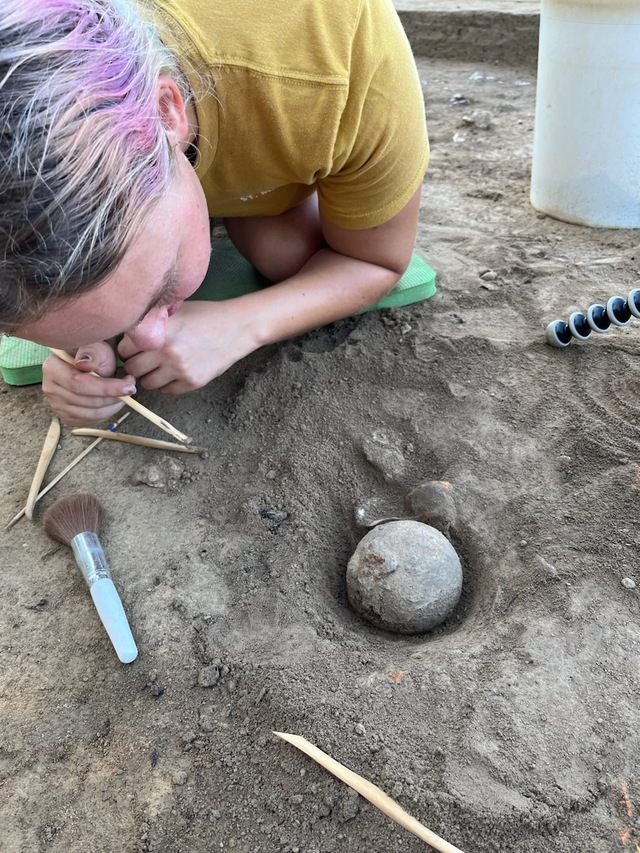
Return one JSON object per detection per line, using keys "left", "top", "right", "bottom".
{"left": 2, "top": 6, "right": 640, "bottom": 853}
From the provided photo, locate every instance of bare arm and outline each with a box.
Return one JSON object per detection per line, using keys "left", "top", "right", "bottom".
{"left": 40, "top": 185, "right": 423, "bottom": 419}
{"left": 118, "top": 185, "right": 423, "bottom": 395}
{"left": 249, "top": 184, "right": 423, "bottom": 347}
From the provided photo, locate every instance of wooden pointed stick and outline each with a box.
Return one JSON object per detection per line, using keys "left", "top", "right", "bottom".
{"left": 71, "top": 428, "right": 205, "bottom": 454}
{"left": 6, "top": 413, "right": 130, "bottom": 530}
{"left": 273, "top": 732, "right": 467, "bottom": 853}
{"left": 25, "top": 416, "right": 61, "bottom": 520}
{"left": 49, "top": 348, "right": 191, "bottom": 444}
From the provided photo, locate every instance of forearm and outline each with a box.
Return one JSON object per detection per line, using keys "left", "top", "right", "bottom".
{"left": 245, "top": 247, "right": 401, "bottom": 349}
{"left": 113, "top": 189, "right": 421, "bottom": 396}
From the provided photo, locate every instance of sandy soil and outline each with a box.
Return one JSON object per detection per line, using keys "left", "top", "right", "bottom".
{"left": 2, "top": 11, "right": 640, "bottom": 853}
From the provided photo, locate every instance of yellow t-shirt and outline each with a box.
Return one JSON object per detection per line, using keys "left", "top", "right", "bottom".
{"left": 147, "top": 0, "right": 429, "bottom": 229}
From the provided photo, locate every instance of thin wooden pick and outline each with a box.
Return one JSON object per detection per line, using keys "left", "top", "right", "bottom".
{"left": 25, "top": 416, "right": 61, "bottom": 520}
{"left": 49, "top": 348, "right": 192, "bottom": 444}
{"left": 6, "top": 412, "right": 130, "bottom": 530}
{"left": 273, "top": 732, "right": 467, "bottom": 853}
{"left": 71, "top": 428, "right": 205, "bottom": 454}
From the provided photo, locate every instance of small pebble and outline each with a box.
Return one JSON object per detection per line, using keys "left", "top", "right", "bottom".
{"left": 449, "top": 93, "right": 471, "bottom": 106}
{"left": 480, "top": 270, "right": 498, "bottom": 282}
{"left": 536, "top": 555, "right": 559, "bottom": 578}
{"left": 131, "top": 462, "right": 165, "bottom": 487}
{"left": 621, "top": 577, "right": 636, "bottom": 589}
{"left": 336, "top": 790, "right": 360, "bottom": 822}
{"left": 198, "top": 665, "right": 220, "bottom": 688}
{"left": 461, "top": 109, "right": 493, "bottom": 129}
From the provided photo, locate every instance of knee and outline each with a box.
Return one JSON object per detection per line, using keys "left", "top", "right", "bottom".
{"left": 252, "top": 226, "right": 323, "bottom": 282}
{"left": 225, "top": 199, "right": 324, "bottom": 282}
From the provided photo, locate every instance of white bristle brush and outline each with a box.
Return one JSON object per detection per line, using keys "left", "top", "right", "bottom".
{"left": 43, "top": 493, "right": 138, "bottom": 664}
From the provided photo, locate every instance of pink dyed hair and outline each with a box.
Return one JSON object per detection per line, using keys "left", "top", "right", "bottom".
{"left": 0, "top": 0, "right": 191, "bottom": 329}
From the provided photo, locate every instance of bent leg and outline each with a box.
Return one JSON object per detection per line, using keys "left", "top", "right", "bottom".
{"left": 223, "top": 193, "right": 325, "bottom": 283}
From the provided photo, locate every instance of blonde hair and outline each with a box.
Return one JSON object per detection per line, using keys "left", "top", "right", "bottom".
{"left": 0, "top": 0, "right": 190, "bottom": 330}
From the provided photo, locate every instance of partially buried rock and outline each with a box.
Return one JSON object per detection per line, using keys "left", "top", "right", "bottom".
{"left": 131, "top": 462, "right": 166, "bottom": 488}
{"left": 361, "top": 431, "right": 406, "bottom": 483}
{"left": 346, "top": 520, "right": 462, "bottom": 634}
{"left": 405, "top": 480, "right": 457, "bottom": 535}
{"left": 461, "top": 109, "right": 493, "bottom": 130}
{"left": 131, "top": 456, "right": 185, "bottom": 489}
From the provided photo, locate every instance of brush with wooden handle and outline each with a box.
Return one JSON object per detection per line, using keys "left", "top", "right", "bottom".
{"left": 43, "top": 493, "right": 138, "bottom": 664}
{"left": 49, "top": 348, "right": 191, "bottom": 444}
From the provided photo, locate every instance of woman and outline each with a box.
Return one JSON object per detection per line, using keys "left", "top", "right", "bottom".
{"left": 1, "top": 0, "right": 429, "bottom": 424}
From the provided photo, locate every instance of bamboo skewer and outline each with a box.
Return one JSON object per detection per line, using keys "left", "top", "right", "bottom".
{"left": 25, "top": 416, "right": 61, "bottom": 520}
{"left": 71, "top": 428, "right": 205, "bottom": 454}
{"left": 6, "top": 413, "right": 130, "bottom": 530}
{"left": 273, "top": 732, "right": 467, "bottom": 853}
{"left": 49, "top": 348, "right": 191, "bottom": 444}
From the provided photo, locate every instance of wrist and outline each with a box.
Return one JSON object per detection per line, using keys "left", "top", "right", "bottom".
{"left": 237, "top": 290, "right": 283, "bottom": 350}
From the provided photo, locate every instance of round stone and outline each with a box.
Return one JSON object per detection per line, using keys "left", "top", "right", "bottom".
{"left": 346, "top": 520, "right": 463, "bottom": 634}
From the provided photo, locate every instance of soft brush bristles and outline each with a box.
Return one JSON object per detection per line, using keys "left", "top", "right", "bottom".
{"left": 43, "top": 493, "right": 104, "bottom": 545}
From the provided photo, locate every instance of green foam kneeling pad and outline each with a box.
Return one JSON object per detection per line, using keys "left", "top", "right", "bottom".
{"left": 0, "top": 335, "right": 51, "bottom": 386}
{"left": 192, "top": 240, "right": 437, "bottom": 312}
{"left": 0, "top": 243, "right": 436, "bottom": 387}
{"left": 359, "top": 252, "right": 437, "bottom": 313}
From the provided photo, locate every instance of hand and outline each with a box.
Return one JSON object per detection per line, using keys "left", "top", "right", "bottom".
{"left": 118, "top": 300, "right": 259, "bottom": 393}
{"left": 41, "top": 341, "right": 137, "bottom": 426}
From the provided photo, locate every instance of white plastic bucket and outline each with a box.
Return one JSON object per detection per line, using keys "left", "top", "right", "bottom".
{"left": 530, "top": 0, "right": 640, "bottom": 227}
